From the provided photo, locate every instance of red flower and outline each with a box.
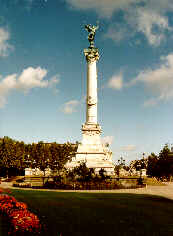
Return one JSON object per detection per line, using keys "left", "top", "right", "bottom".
{"left": 0, "top": 194, "right": 41, "bottom": 234}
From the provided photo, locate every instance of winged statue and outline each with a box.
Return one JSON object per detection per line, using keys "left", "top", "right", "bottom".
{"left": 85, "top": 24, "right": 99, "bottom": 47}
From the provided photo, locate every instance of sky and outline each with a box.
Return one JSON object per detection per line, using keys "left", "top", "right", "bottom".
{"left": 0, "top": 0, "right": 173, "bottom": 164}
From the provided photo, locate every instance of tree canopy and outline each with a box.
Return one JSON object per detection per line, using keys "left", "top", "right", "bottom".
{"left": 0, "top": 136, "right": 77, "bottom": 177}
{"left": 130, "top": 144, "right": 173, "bottom": 180}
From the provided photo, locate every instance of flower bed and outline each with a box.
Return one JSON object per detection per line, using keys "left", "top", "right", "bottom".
{"left": 0, "top": 191, "right": 41, "bottom": 235}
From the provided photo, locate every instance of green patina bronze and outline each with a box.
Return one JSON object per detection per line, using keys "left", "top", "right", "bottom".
{"left": 85, "top": 24, "right": 99, "bottom": 48}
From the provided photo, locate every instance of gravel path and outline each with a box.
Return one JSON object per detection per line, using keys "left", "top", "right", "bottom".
{"left": 1, "top": 182, "right": 173, "bottom": 200}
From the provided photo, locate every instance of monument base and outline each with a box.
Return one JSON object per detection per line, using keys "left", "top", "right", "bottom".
{"left": 66, "top": 123, "right": 115, "bottom": 175}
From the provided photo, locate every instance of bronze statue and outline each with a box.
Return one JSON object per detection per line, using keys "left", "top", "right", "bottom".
{"left": 85, "top": 24, "right": 99, "bottom": 48}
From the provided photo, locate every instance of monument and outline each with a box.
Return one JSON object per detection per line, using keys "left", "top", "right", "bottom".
{"left": 66, "top": 24, "right": 114, "bottom": 175}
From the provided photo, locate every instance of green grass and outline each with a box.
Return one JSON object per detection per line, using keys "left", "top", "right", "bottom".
{"left": 7, "top": 190, "right": 173, "bottom": 236}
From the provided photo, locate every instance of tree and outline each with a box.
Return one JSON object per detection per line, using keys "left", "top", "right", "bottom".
{"left": 99, "top": 168, "right": 106, "bottom": 181}
{"left": 157, "top": 144, "right": 173, "bottom": 180}
{"left": 68, "top": 162, "right": 95, "bottom": 182}
{"left": 147, "top": 153, "right": 158, "bottom": 177}
{"left": 145, "top": 144, "right": 173, "bottom": 180}
{"left": 14, "top": 141, "right": 26, "bottom": 174}
{"left": 33, "top": 142, "right": 50, "bottom": 184}
{"left": 0, "top": 136, "right": 78, "bottom": 180}
{"left": 114, "top": 165, "right": 120, "bottom": 177}
{"left": 49, "top": 142, "right": 77, "bottom": 175}
{"left": 0, "top": 137, "right": 17, "bottom": 177}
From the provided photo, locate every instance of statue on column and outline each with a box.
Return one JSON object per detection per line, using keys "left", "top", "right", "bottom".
{"left": 85, "top": 24, "right": 99, "bottom": 48}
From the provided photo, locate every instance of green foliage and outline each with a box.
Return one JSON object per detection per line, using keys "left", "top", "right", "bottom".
{"left": 0, "top": 137, "right": 20, "bottom": 177}
{"left": 0, "top": 136, "right": 77, "bottom": 177}
{"left": 133, "top": 159, "right": 147, "bottom": 171}
{"left": 157, "top": 144, "right": 173, "bottom": 180}
{"left": 114, "top": 165, "right": 120, "bottom": 176}
{"left": 147, "top": 153, "right": 159, "bottom": 177}
{"left": 67, "top": 162, "right": 95, "bottom": 182}
{"left": 67, "top": 162, "right": 110, "bottom": 183}
{"left": 99, "top": 168, "right": 106, "bottom": 180}
{"left": 133, "top": 144, "right": 173, "bottom": 180}
{"left": 49, "top": 142, "right": 77, "bottom": 174}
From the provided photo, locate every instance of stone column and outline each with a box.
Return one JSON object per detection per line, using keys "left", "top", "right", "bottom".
{"left": 84, "top": 47, "right": 99, "bottom": 125}
{"left": 81, "top": 47, "right": 101, "bottom": 146}
{"left": 65, "top": 24, "right": 114, "bottom": 176}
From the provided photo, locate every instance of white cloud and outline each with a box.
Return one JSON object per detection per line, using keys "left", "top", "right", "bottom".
{"left": 0, "top": 96, "right": 7, "bottom": 108}
{"left": 17, "top": 67, "right": 48, "bottom": 92}
{"left": 62, "top": 100, "right": 80, "bottom": 114}
{"left": 143, "top": 98, "right": 158, "bottom": 107}
{"left": 108, "top": 73, "right": 123, "bottom": 90}
{"left": 105, "top": 7, "right": 171, "bottom": 47}
{"left": 48, "top": 74, "right": 60, "bottom": 94}
{"left": 65, "top": 0, "right": 139, "bottom": 18}
{"left": 67, "top": 0, "right": 173, "bottom": 47}
{"left": 145, "top": 0, "right": 173, "bottom": 14}
{"left": 120, "top": 145, "right": 136, "bottom": 152}
{"left": 104, "top": 23, "right": 132, "bottom": 42}
{"left": 48, "top": 74, "right": 60, "bottom": 87}
{"left": 102, "top": 136, "right": 114, "bottom": 145}
{"left": 0, "top": 74, "right": 17, "bottom": 108}
{"left": 0, "top": 74, "right": 17, "bottom": 92}
{"left": 131, "top": 53, "right": 173, "bottom": 105}
{"left": 130, "top": 8, "right": 170, "bottom": 46}
{"left": 0, "top": 28, "right": 13, "bottom": 57}
{"left": 0, "top": 67, "right": 58, "bottom": 108}
{"left": 66, "top": 0, "right": 173, "bottom": 19}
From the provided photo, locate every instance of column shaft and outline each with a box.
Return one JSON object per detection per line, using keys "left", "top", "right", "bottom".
{"left": 86, "top": 60, "right": 97, "bottom": 124}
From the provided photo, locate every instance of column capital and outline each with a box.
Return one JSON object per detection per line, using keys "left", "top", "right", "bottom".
{"left": 84, "top": 48, "right": 99, "bottom": 63}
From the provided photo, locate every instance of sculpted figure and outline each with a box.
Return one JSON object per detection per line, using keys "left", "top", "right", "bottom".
{"left": 85, "top": 24, "right": 99, "bottom": 47}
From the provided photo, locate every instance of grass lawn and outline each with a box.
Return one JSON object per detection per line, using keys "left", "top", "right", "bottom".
{"left": 7, "top": 190, "right": 173, "bottom": 236}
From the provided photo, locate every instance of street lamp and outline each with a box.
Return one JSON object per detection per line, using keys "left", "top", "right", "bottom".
{"left": 137, "top": 162, "right": 142, "bottom": 178}
{"left": 118, "top": 157, "right": 125, "bottom": 166}
{"left": 117, "top": 157, "right": 125, "bottom": 178}
{"left": 142, "top": 153, "right": 145, "bottom": 164}
{"left": 141, "top": 153, "right": 146, "bottom": 176}
{"left": 137, "top": 160, "right": 144, "bottom": 185}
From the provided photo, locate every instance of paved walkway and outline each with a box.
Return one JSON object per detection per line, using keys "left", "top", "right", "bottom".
{"left": 1, "top": 182, "right": 173, "bottom": 200}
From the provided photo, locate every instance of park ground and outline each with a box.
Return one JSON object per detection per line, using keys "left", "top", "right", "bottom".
{"left": 1, "top": 182, "right": 173, "bottom": 236}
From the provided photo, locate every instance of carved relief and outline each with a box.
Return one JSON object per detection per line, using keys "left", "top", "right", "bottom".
{"left": 87, "top": 96, "right": 97, "bottom": 105}
{"left": 84, "top": 48, "right": 99, "bottom": 63}
{"left": 86, "top": 52, "right": 99, "bottom": 62}
{"left": 82, "top": 130, "right": 101, "bottom": 136}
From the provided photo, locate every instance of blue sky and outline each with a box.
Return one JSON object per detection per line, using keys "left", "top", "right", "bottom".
{"left": 0, "top": 0, "right": 173, "bottom": 163}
